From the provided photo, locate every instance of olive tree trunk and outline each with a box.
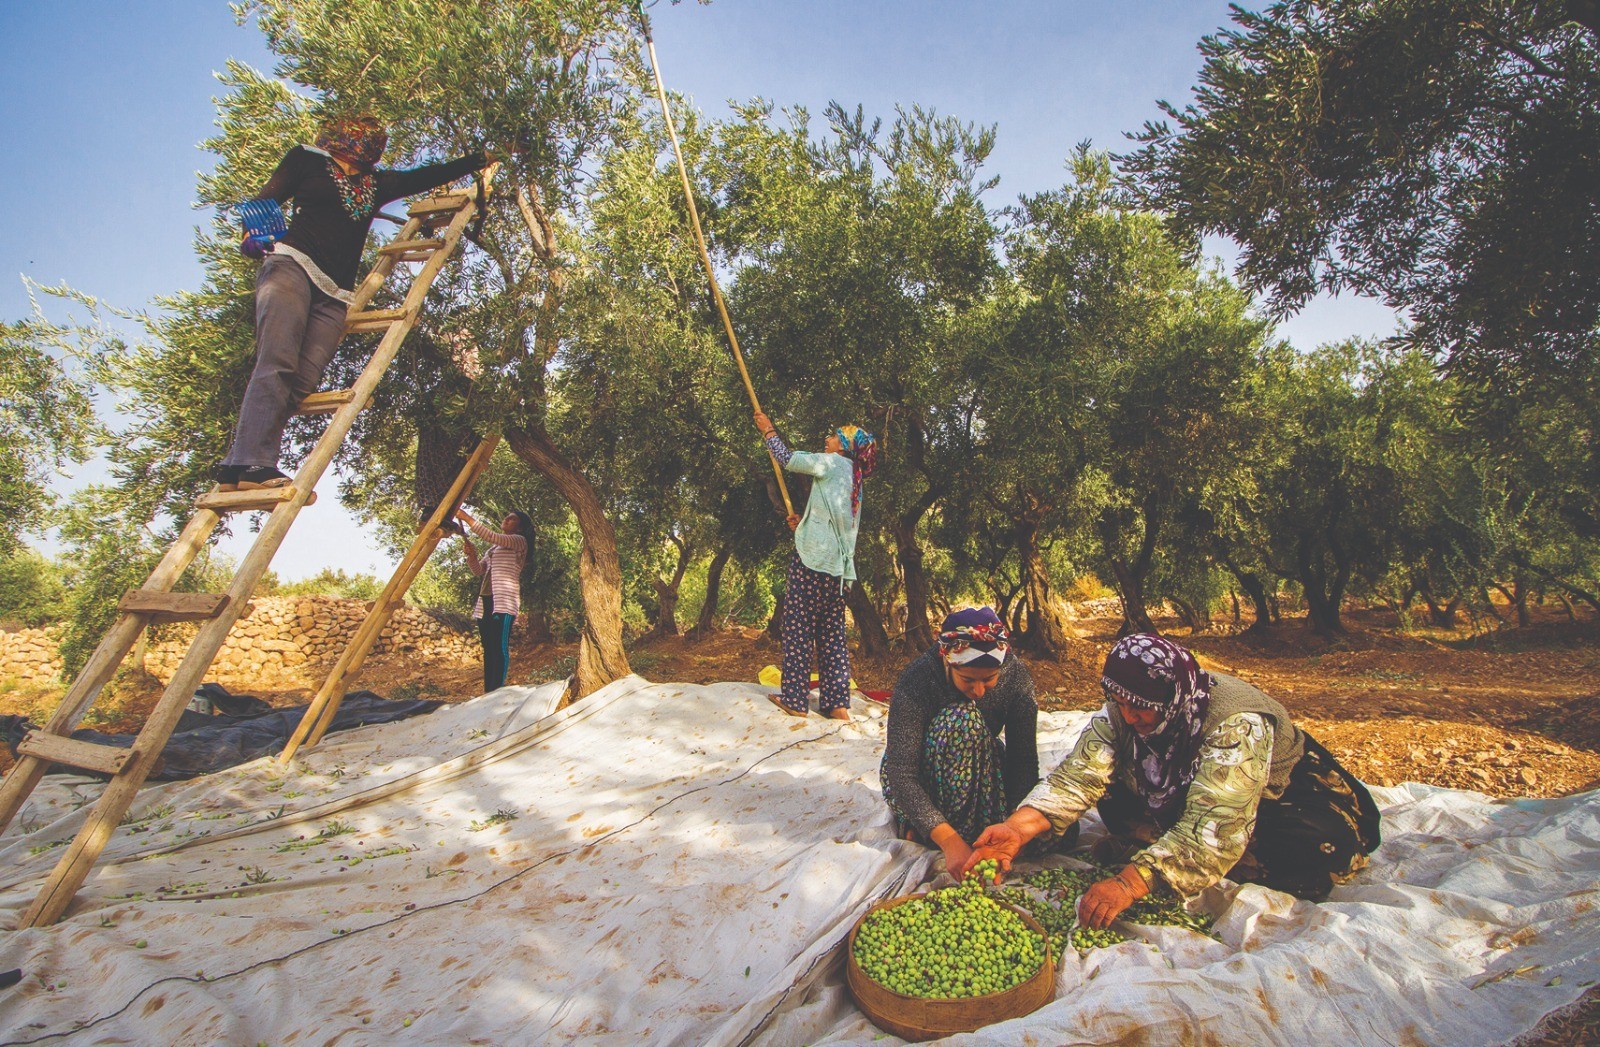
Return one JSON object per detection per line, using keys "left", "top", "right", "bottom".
{"left": 505, "top": 424, "right": 630, "bottom": 698}
{"left": 1015, "top": 514, "right": 1074, "bottom": 658}
{"left": 892, "top": 512, "right": 938, "bottom": 652}
{"left": 689, "top": 543, "right": 732, "bottom": 641}
{"left": 846, "top": 579, "right": 893, "bottom": 659}
{"left": 647, "top": 534, "right": 693, "bottom": 639}
{"left": 1096, "top": 494, "right": 1162, "bottom": 638}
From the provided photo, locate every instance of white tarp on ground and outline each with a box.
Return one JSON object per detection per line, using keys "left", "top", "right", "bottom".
{"left": 0, "top": 675, "right": 1596, "bottom": 1046}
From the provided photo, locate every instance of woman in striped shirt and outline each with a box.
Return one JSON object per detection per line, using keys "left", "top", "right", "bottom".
{"left": 455, "top": 507, "right": 531, "bottom": 692}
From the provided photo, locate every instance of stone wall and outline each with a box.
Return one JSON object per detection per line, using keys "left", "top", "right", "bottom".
{"left": 0, "top": 625, "right": 65, "bottom": 684}
{"left": 0, "top": 597, "right": 478, "bottom": 690}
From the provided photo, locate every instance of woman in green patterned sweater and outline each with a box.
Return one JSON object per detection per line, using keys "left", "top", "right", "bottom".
{"left": 960, "top": 634, "right": 1380, "bottom": 928}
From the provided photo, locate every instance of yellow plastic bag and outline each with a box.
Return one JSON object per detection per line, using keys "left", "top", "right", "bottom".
{"left": 758, "top": 664, "right": 855, "bottom": 690}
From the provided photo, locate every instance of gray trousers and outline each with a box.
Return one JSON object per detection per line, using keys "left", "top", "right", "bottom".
{"left": 223, "top": 254, "right": 348, "bottom": 468}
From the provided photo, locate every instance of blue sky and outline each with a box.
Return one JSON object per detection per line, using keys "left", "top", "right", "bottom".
{"left": 1, "top": 1, "right": 1399, "bottom": 580}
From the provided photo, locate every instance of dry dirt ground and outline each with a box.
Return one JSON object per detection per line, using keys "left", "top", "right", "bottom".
{"left": 607, "top": 606, "right": 1600, "bottom": 802}
{"left": 10, "top": 606, "right": 1595, "bottom": 800}
{"left": 4, "top": 604, "right": 1598, "bottom": 1043}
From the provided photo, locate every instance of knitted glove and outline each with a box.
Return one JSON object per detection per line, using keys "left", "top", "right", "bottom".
{"left": 240, "top": 235, "right": 269, "bottom": 259}
{"left": 1077, "top": 864, "right": 1150, "bottom": 930}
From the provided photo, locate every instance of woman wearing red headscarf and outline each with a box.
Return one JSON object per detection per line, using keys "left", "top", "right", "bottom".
{"left": 216, "top": 115, "right": 489, "bottom": 492}
{"left": 962, "top": 634, "right": 1380, "bottom": 927}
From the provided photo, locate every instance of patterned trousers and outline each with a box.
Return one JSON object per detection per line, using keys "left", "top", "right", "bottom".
{"left": 881, "top": 702, "right": 1010, "bottom": 845}
{"left": 776, "top": 554, "right": 851, "bottom": 713}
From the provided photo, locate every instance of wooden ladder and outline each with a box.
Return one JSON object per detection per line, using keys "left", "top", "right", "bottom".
{"left": 0, "top": 171, "right": 494, "bottom": 928}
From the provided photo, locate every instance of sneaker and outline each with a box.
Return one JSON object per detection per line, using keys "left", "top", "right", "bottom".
{"left": 235, "top": 466, "right": 293, "bottom": 491}
{"left": 227, "top": 466, "right": 316, "bottom": 505}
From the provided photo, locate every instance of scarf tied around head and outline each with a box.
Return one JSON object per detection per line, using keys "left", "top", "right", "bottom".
{"left": 1101, "top": 633, "right": 1213, "bottom": 822}
{"left": 835, "top": 424, "right": 877, "bottom": 516}
{"left": 938, "top": 606, "right": 1010, "bottom": 670}
{"left": 315, "top": 116, "right": 388, "bottom": 170}
{"left": 313, "top": 116, "right": 388, "bottom": 220}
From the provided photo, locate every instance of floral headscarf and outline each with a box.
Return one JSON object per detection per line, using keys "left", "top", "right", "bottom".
{"left": 1101, "top": 633, "right": 1212, "bottom": 822}
{"left": 937, "top": 606, "right": 1010, "bottom": 669}
{"left": 314, "top": 116, "right": 387, "bottom": 220}
{"left": 835, "top": 424, "right": 877, "bottom": 516}
{"left": 315, "top": 115, "right": 388, "bottom": 169}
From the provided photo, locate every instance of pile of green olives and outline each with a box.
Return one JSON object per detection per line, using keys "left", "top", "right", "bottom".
{"left": 852, "top": 860, "right": 1047, "bottom": 998}
{"left": 994, "top": 864, "right": 1216, "bottom": 955}
{"left": 1069, "top": 924, "right": 1128, "bottom": 950}
{"left": 994, "top": 884, "right": 1076, "bottom": 960}
{"left": 1123, "top": 890, "right": 1216, "bottom": 936}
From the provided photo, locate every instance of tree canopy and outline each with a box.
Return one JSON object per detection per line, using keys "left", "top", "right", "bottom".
{"left": 1123, "top": 0, "right": 1600, "bottom": 390}
{"left": 0, "top": 312, "right": 101, "bottom": 555}
{"left": 16, "top": 2, "right": 1600, "bottom": 685}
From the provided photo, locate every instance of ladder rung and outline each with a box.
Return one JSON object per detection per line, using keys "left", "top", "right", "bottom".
{"left": 196, "top": 487, "right": 315, "bottom": 512}
{"left": 296, "top": 390, "right": 358, "bottom": 416}
{"left": 345, "top": 308, "right": 410, "bottom": 333}
{"left": 1, "top": 165, "right": 500, "bottom": 931}
{"left": 377, "top": 238, "right": 445, "bottom": 257}
{"left": 118, "top": 590, "right": 229, "bottom": 622}
{"left": 407, "top": 193, "right": 471, "bottom": 217}
{"left": 17, "top": 732, "right": 136, "bottom": 777}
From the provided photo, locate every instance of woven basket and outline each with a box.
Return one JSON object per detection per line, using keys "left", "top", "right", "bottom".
{"left": 845, "top": 891, "right": 1056, "bottom": 1042}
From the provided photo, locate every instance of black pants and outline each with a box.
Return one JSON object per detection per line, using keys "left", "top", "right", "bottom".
{"left": 1098, "top": 733, "right": 1381, "bottom": 901}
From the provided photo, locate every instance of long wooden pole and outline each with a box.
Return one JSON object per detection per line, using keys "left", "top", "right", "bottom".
{"left": 635, "top": 4, "right": 793, "bottom": 516}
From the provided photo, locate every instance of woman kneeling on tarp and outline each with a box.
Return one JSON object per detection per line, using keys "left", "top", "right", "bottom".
{"left": 880, "top": 608, "right": 1047, "bottom": 875}
{"left": 960, "top": 634, "right": 1380, "bottom": 927}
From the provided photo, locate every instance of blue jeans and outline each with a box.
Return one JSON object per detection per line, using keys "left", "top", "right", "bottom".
{"left": 476, "top": 594, "right": 513, "bottom": 692}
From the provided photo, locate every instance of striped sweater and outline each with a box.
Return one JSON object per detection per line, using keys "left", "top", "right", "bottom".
{"left": 467, "top": 520, "right": 526, "bottom": 619}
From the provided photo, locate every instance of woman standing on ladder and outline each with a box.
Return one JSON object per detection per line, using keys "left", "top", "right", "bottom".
{"left": 754, "top": 411, "right": 877, "bottom": 721}
{"left": 215, "top": 114, "right": 489, "bottom": 492}
{"left": 455, "top": 507, "right": 531, "bottom": 693}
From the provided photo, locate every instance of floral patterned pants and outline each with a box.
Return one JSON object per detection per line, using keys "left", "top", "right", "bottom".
{"left": 777, "top": 554, "right": 851, "bottom": 713}
{"left": 882, "top": 702, "right": 1010, "bottom": 845}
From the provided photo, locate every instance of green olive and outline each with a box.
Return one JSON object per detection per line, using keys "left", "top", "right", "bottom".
{"left": 853, "top": 871, "right": 1045, "bottom": 999}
